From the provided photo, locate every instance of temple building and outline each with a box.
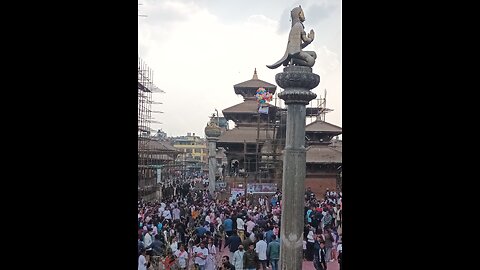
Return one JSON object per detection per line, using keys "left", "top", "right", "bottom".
{"left": 216, "top": 69, "right": 342, "bottom": 197}
{"left": 217, "top": 69, "right": 279, "bottom": 181}
{"left": 305, "top": 120, "right": 343, "bottom": 195}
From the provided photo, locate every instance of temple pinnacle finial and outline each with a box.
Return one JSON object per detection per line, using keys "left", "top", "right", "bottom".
{"left": 253, "top": 68, "right": 258, "bottom": 80}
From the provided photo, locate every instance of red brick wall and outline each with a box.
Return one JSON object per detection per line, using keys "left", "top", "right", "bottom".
{"left": 305, "top": 177, "right": 337, "bottom": 198}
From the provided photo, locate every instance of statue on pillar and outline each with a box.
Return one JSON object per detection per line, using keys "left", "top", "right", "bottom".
{"left": 267, "top": 6, "right": 317, "bottom": 69}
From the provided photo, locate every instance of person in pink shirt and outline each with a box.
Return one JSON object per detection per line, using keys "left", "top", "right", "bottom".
{"left": 246, "top": 218, "right": 256, "bottom": 234}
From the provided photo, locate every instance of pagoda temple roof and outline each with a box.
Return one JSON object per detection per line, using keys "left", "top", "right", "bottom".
{"left": 305, "top": 120, "right": 342, "bottom": 134}
{"left": 306, "top": 145, "right": 342, "bottom": 164}
{"left": 233, "top": 69, "right": 277, "bottom": 95}
{"left": 217, "top": 126, "right": 274, "bottom": 144}
{"left": 234, "top": 78, "right": 277, "bottom": 90}
{"left": 223, "top": 99, "right": 278, "bottom": 114}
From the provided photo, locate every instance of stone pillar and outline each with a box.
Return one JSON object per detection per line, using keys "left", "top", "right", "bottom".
{"left": 276, "top": 66, "right": 319, "bottom": 269}
{"left": 207, "top": 138, "right": 219, "bottom": 194}
{"left": 205, "top": 123, "right": 221, "bottom": 195}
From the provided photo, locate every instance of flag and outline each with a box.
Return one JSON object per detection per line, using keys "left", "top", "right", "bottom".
{"left": 258, "top": 106, "right": 269, "bottom": 114}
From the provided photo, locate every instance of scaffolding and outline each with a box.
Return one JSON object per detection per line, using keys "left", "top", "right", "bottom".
{"left": 309, "top": 89, "right": 333, "bottom": 123}
{"left": 255, "top": 90, "right": 333, "bottom": 187}
{"left": 138, "top": 57, "right": 156, "bottom": 197}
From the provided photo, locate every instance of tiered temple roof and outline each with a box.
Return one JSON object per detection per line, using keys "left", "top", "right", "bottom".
{"left": 305, "top": 120, "right": 342, "bottom": 134}
{"left": 306, "top": 145, "right": 342, "bottom": 164}
{"left": 233, "top": 68, "right": 277, "bottom": 98}
{"left": 218, "top": 126, "right": 274, "bottom": 144}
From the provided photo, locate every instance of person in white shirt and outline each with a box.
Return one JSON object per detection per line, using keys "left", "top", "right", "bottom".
{"left": 306, "top": 226, "right": 315, "bottom": 261}
{"left": 259, "top": 196, "right": 265, "bottom": 206}
{"left": 174, "top": 244, "right": 189, "bottom": 270}
{"left": 332, "top": 205, "right": 338, "bottom": 226}
{"left": 160, "top": 202, "right": 166, "bottom": 212}
{"left": 143, "top": 228, "right": 153, "bottom": 251}
{"left": 237, "top": 216, "right": 245, "bottom": 241}
{"left": 273, "top": 214, "right": 279, "bottom": 225}
{"left": 320, "top": 211, "right": 327, "bottom": 230}
{"left": 337, "top": 207, "right": 342, "bottom": 231}
{"left": 255, "top": 234, "right": 268, "bottom": 269}
{"left": 337, "top": 239, "right": 343, "bottom": 270}
{"left": 170, "top": 236, "right": 179, "bottom": 253}
{"left": 205, "top": 238, "right": 217, "bottom": 270}
{"left": 233, "top": 244, "right": 245, "bottom": 270}
{"left": 193, "top": 242, "right": 209, "bottom": 270}
{"left": 145, "top": 215, "right": 152, "bottom": 224}
{"left": 162, "top": 208, "right": 172, "bottom": 220}
{"left": 172, "top": 206, "right": 181, "bottom": 221}
{"left": 202, "top": 178, "right": 209, "bottom": 187}
{"left": 138, "top": 249, "right": 148, "bottom": 270}
{"left": 163, "top": 229, "right": 169, "bottom": 244}
{"left": 205, "top": 214, "right": 211, "bottom": 224}
{"left": 249, "top": 230, "right": 257, "bottom": 243}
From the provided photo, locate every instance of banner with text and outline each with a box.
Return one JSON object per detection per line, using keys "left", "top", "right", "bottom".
{"left": 247, "top": 183, "right": 278, "bottom": 194}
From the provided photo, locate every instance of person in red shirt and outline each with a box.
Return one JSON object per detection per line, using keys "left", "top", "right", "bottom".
{"left": 162, "top": 250, "right": 177, "bottom": 270}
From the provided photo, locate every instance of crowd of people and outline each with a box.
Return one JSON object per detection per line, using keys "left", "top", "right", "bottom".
{"left": 138, "top": 180, "right": 342, "bottom": 270}
{"left": 304, "top": 188, "right": 343, "bottom": 270}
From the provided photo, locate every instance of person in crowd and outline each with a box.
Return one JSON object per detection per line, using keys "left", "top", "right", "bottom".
{"left": 205, "top": 237, "right": 217, "bottom": 270}
{"left": 267, "top": 235, "right": 280, "bottom": 270}
{"left": 243, "top": 243, "right": 259, "bottom": 270}
{"left": 138, "top": 248, "right": 148, "bottom": 270}
{"left": 225, "top": 230, "right": 242, "bottom": 263}
{"left": 174, "top": 244, "right": 189, "bottom": 270}
{"left": 193, "top": 241, "right": 209, "bottom": 270}
{"left": 219, "top": 255, "right": 236, "bottom": 270}
{"left": 255, "top": 234, "right": 268, "bottom": 269}
{"left": 232, "top": 244, "right": 245, "bottom": 270}
{"left": 137, "top": 178, "right": 343, "bottom": 270}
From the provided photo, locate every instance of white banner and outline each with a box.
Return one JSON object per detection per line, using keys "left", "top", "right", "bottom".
{"left": 258, "top": 106, "right": 269, "bottom": 114}
{"left": 230, "top": 188, "right": 244, "bottom": 202}
{"left": 247, "top": 183, "right": 277, "bottom": 193}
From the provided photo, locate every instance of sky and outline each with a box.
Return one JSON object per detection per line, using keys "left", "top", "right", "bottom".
{"left": 139, "top": 0, "right": 341, "bottom": 137}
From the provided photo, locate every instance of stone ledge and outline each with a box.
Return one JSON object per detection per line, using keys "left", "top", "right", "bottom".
{"left": 278, "top": 89, "right": 317, "bottom": 105}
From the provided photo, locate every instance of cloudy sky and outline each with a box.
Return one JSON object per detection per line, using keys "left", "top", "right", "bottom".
{"left": 139, "top": 0, "right": 341, "bottom": 137}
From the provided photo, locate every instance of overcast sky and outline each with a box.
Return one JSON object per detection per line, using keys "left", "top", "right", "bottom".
{"left": 139, "top": 0, "right": 341, "bottom": 137}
